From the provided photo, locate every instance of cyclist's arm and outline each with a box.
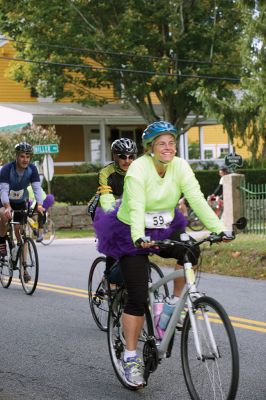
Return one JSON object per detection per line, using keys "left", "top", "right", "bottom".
{"left": 31, "top": 181, "right": 43, "bottom": 207}
{"left": 98, "top": 166, "right": 116, "bottom": 212}
{"left": 212, "top": 184, "right": 222, "bottom": 196}
{"left": 0, "top": 182, "right": 10, "bottom": 207}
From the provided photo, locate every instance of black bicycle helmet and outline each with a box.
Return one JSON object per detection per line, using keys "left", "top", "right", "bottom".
{"left": 111, "top": 138, "right": 138, "bottom": 155}
{"left": 15, "top": 142, "right": 33, "bottom": 154}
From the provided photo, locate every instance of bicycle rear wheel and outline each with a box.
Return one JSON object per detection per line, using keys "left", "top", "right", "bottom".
{"left": 19, "top": 238, "right": 39, "bottom": 295}
{"left": 0, "top": 238, "right": 13, "bottom": 288}
{"left": 88, "top": 256, "right": 109, "bottom": 331}
{"left": 107, "top": 289, "right": 154, "bottom": 390}
{"left": 181, "top": 296, "right": 239, "bottom": 400}
{"left": 148, "top": 262, "right": 169, "bottom": 297}
{"left": 41, "top": 215, "right": 55, "bottom": 246}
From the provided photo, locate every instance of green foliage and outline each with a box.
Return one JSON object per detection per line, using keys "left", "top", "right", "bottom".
{"left": 47, "top": 173, "right": 98, "bottom": 205}
{"left": 197, "top": 2, "right": 266, "bottom": 163}
{"left": 0, "top": 0, "right": 243, "bottom": 136}
{"left": 72, "top": 163, "right": 102, "bottom": 173}
{"left": 0, "top": 125, "right": 60, "bottom": 164}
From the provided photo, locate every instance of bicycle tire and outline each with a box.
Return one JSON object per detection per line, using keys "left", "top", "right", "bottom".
{"left": 181, "top": 295, "right": 239, "bottom": 400}
{"left": 107, "top": 289, "right": 154, "bottom": 390}
{"left": 41, "top": 215, "right": 56, "bottom": 246}
{"left": 0, "top": 238, "right": 13, "bottom": 288}
{"left": 19, "top": 237, "right": 39, "bottom": 295}
{"left": 188, "top": 210, "right": 205, "bottom": 231}
{"left": 148, "top": 261, "right": 169, "bottom": 297}
{"left": 88, "top": 256, "right": 109, "bottom": 331}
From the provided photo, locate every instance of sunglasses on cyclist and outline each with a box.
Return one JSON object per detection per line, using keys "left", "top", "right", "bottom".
{"left": 117, "top": 154, "right": 135, "bottom": 160}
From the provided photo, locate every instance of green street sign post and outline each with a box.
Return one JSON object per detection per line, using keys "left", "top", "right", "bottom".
{"left": 33, "top": 144, "right": 59, "bottom": 154}
{"left": 33, "top": 144, "right": 59, "bottom": 193}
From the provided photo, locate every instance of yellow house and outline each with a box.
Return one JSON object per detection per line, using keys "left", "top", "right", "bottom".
{"left": 0, "top": 39, "right": 252, "bottom": 173}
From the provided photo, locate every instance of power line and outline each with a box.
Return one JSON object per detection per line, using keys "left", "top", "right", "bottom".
{"left": 0, "top": 36, "right": 242, "bottom": 68}
{"left": 0, "top": 55, "right": 240, "bottom": 82}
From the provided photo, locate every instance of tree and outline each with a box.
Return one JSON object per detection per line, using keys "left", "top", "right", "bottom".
{"left": 0, "top": 125, "right": 60, "bottom": 164}
{"left": 0, "top": 0, "right": 243, "bottom": 136}
{"left": 197, "top": 1, "right": 266, "bottom": 165}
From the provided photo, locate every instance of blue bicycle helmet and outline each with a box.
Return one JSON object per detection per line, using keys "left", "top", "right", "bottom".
{"left": 142, "top": 121, "right": 177, "bottom": 149}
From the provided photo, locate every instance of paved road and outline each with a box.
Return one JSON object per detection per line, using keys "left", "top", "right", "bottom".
{"left": 1, "top": 238, "right": 265, "bottom": 400}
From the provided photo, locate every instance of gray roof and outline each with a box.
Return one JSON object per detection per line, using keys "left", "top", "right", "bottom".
{"left": 0, "top": 102, "right": 218, "bottom": 126}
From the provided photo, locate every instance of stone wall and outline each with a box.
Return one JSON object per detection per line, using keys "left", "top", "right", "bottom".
{"left": 49, "top": 206, "right": 92, "bottom": 230}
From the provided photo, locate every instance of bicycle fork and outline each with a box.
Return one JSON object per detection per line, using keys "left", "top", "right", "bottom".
{"left": 184, "top": 262, "right": 219, "bottom": 360}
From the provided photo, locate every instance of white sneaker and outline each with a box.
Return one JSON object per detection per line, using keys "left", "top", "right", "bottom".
{"left": 122, "top": 356, "right": 144, "bottom": 387}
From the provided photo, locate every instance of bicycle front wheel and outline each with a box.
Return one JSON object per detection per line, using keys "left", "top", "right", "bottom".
{"left": 181, "top": 296, "right": 239, "bottom": 400}
{"left": 0, "top": 257, "right": 13, "bottom": 288}
{"left": 107, "top": 290, "right": 154, "bottom": 390}
{"left": 41, "top": 215, "right": 55, "bottom": 246}
{"left": 19, "top": 238, "right": 39, "bottom": 295}
{"left": 88, "top": 256, "right": 109, "bottom": 331}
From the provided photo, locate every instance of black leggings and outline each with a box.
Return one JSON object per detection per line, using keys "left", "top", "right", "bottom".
{"left": 120, "top": 254, "right": 149, "bottom": 317}
{"left": 119, "top": 231, "right": 200, "bottom": 317}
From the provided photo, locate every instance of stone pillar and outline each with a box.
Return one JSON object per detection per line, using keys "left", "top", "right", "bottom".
{"left": 222, "top": 173, "right": 245, "bottom": 230}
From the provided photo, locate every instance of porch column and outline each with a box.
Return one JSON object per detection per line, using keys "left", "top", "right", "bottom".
{"left": 199, "top": 126, "right": 204, "bottom": 160}
{"left": 179, "top": 134, "right": 185, "bottom": 159}
{"left": 99, "top": 119, "right": 106, "bottom": 165}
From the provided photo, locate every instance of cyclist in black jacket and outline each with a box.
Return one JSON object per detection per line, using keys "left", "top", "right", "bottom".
{"left": 89, "top": 138, "right": 137, "bottom": 272}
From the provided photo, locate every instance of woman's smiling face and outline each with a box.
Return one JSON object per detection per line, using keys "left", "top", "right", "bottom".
{"left": 152, "top": 133, "right": 177, "bottom": 163}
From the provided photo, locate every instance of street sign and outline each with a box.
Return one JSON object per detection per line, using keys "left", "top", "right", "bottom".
{"left": 43, "top": 154, "right": 54, "bottom": 182}
{"left": 33, "top": 144, "right": 59, "bottom": 154}
{"left": 224, "top": 152, "right": 243, "bottom": 168}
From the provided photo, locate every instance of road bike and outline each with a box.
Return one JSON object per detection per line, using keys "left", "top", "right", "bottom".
{"left": 0, "top": 210, "right": 39, "bottom": 295}
{"left": 207, "top": 195, "right": 224, "bottom": 219}
{"left": 27, "top": 209, "right": 55, "bottom": 246}
{"left": 186, "top": 206, "right": 205, "bottom": 231}
{"left": 88, "top": 257, "right": 169, "bottom": 332}
{"left": 107, "top": 218, "right": 246, "bottom": 399}
{"left": 178, "top": 198, "right": 205, "bottom": 231}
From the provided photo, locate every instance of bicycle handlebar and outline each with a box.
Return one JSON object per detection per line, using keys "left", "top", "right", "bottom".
{"left": 152, "top": 217, "right": 247, "bottom": 250}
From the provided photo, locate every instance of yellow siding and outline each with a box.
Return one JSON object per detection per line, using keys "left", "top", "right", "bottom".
{"left": 188, "top": 127, "right": 199, "bottom": 143}
{"left": 0, "top": 42, "right": 36, "bottom": 102}
{"left": 203, "top": 125, "right": 227, "bottom": 144}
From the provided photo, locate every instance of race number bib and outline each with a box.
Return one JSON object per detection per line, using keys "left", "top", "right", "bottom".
{"left": 145, "top": 211, "right": 173, "bottom": 229}
{"left": 9, "top": 189, "right": 24, "bottom": 200}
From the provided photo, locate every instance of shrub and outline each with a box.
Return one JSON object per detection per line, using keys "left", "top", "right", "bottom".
{"left": 44, "top": 173, "right": 98, "bottom": 205}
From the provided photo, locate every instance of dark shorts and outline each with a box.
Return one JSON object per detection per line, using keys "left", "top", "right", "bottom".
{"left": 10, "top": 202, "right": 27, "bottom": 224}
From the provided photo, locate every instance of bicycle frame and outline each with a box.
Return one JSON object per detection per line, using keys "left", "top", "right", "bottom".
{"left": 148, "top": 262, "right": 217, "bottom": 360}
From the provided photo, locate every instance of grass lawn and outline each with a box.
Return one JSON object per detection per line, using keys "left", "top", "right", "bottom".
{"left": 56, "top": 227, "right": 95, "bottom": 239}
{"left": 55, "top": 229, "right": 266, "bottom": 280}
{"left": 149, "top": 234, "right": 266, "bottom": 280}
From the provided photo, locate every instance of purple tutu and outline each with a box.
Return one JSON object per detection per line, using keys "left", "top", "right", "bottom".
{"left": 93, "top": 207, "right": 188, "bottom": 259}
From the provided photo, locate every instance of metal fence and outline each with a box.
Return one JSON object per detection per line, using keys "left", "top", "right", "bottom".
{"left": 240, "top": 183, "right": 266, "bottom": 234}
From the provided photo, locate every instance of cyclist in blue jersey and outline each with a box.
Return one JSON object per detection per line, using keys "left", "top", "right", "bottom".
{"left": 0, "top": 142, "right": 45, "bottom": 280}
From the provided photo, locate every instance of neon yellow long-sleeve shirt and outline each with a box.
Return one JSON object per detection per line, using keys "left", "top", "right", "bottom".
{"left": 117, "top": 155, "right": 226, "bottom": 243}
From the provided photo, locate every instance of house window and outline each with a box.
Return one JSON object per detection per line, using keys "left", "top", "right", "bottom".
{"left": 218, "top": 147, "right": 229, "bottom": 159}
{"left": 90, "top": 139, "right": 101, "bottom": 163}
{"left": 188, "top": 141, "right": 200, "bottom": 160}
{"left": 110, "top": 127, "right": 143, "bottom": 156}
{"left": 204, "top": 149, "right": 214, "bottom": 159}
